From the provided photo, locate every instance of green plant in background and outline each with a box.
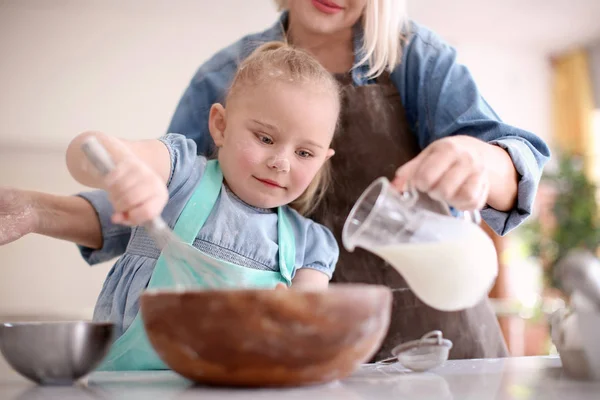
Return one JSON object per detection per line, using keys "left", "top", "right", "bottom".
{"left": 519, "top": 153, "right": 600, "bottom": 290}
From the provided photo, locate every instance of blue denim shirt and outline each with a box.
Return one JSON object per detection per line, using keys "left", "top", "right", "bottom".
{"left": 79, "top": 12, "right": 550, "bottom": 265}
{"left": 167, "top": 13, "right": 550, "bottom": 236}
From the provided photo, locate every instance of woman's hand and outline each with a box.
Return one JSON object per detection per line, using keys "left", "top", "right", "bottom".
{"left": 393, "top": 135, "right": 518, "bottom": 212}
{"left": 393, "top": 136, "right": 489, "bottom": 211}
{"left": 393, "top": 134, "right": 522, "bottom": 213}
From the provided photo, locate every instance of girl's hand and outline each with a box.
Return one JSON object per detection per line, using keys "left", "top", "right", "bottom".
{"left": 0, "top": 187, "right": 37, "bottom": 246}
{"left": 104, "top": 156, "right": 168, "bottom": 226}
{"left": 392, "top": 135, "right": 490, "bottom": 211}
{"left": 67, "top": 131, "right": 172, "bottom": 226}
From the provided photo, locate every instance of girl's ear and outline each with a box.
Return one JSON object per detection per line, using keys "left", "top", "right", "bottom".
{"left": 208, "top": 103, "right": 227, "bottom": 147}
{"left": 325, "top": 148, "right": 335, "bottom": 161}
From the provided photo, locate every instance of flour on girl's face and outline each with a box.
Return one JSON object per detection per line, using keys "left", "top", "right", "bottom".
{"left": 213, "top": 81, "right": 338, "bottom": 210}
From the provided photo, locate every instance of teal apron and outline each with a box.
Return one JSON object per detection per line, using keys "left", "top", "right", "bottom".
{"left": 97, "top": 160, "right": 295, "bottom": 371}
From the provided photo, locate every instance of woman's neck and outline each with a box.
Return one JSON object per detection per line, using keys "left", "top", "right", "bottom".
{"left": 287, "top": 17, "right": 355, "bottom": 74}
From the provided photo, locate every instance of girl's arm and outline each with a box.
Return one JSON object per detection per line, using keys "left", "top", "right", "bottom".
{"left": 66, "top": 131, "right": 171, "bottom": 189}
{"left": 290, "top": 268, "right": 329, "bottom": 290}
{"left": 0, "top": 187, "right": 102, "bottom": 249}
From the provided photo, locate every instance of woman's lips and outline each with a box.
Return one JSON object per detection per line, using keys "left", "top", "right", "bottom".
{"left": 311, "top": 0, "right": 344, "bottom": 14}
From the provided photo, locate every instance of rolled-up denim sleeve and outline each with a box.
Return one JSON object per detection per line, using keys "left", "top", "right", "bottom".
{"left": 76, "top": 190, "right": 131, "bottom": 265}
{"left": 397, "top": 22, "right": 551, "bottom": 236}
{"left": 482, "top": 137, "right": 545, "bottom": 235}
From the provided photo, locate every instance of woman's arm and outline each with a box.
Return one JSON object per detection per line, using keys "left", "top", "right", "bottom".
{"left": 395, "top": 22, "right": 551, "bottom": 235}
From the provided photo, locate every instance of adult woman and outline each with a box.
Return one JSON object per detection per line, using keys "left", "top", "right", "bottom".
{"left": 0, "top": 0, "right": 550, "bottom": 360}
{"left": 164, "top": 0, "right": 550, "bottom": 359}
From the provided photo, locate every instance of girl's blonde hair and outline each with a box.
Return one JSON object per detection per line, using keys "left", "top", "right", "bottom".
{"left": 274, "top": 0, "right": 408, "bottom": 79}
{"left": 227, "top": 41, "right": 340, "bottom": 216}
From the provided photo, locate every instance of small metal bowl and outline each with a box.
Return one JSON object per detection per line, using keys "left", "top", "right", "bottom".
{"left": 0, "top": 321, "right": 114, "bottom": 385}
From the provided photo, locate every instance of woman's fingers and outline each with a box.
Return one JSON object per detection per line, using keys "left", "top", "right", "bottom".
{"left": 392, "top": 136, "right": 489, "bottom": 210}
{"left": 450, "top": 171, "right": 489, "bottom": 210}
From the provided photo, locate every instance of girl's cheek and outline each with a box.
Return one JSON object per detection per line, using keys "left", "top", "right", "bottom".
{"left": 237, "top": 140, "right": 263, "bottom": 168}
{"left": 293, "top": 163, "right": 318, "bottom": 190}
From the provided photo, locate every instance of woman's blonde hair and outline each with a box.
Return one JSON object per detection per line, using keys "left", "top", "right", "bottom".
{"left": 226, "top": 41, "right": 340, "bottom": 216}
{"left": 274, "top": 0, "right": 407, "bottom": 79}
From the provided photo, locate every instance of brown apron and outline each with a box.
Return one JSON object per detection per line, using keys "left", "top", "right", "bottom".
{"left": 309, "top": 72, "right": 509, "bottom": 361}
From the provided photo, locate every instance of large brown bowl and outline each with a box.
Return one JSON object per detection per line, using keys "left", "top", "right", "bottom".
{"left": 139, "top": 284, "right": 392, "bottom": 387}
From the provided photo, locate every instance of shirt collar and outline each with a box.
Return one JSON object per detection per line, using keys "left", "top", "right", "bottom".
{"left": 261, "top": 11, "right": 372, "bottom": 85}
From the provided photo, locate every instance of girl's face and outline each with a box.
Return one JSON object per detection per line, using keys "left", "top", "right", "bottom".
{"left": 208, "top": 81, "right": 338, "bottom": 209}
{"left": 288, "top": 0, "right": 367, "bottom": 36}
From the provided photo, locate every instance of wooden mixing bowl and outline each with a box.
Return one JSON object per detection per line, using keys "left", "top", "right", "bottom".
{"left": 139, "top": 284, "right": 392, "bottom": 387}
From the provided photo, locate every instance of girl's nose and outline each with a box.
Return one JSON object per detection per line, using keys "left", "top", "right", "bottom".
{"left": 267, "top": 155, "right": 290, "bottom": 173}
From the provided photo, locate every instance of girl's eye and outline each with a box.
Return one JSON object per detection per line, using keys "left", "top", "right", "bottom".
{"left": 296, "top": 150, "right": 313, "bottom": 159}
{"left": 255, "top": 133, "right": 273, "bottom": 145}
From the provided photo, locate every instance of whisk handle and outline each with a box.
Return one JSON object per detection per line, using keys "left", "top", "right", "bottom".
{"left": 80, "top": 136, "right": 116, "bottom": 176}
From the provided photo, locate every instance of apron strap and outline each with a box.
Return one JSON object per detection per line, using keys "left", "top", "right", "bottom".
{"left": 172, "top": 159, "right": 223, "bottom": 244}
{"left": 276, "top": 207, "right": 295, "bottom": 286}
{"left": 168, "top": 158, "right": 295, "bottom": 286}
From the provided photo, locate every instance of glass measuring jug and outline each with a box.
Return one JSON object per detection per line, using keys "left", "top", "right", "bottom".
{"left": 342, "top": 177, "right": 498, "bottom": 311}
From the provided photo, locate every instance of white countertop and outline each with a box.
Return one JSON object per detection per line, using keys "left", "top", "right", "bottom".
{"left": 1, "top": 356, "right": 599, "bottom": 399}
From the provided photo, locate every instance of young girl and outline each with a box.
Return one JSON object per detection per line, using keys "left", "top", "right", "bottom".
{"left": 59, "top": 41, "right": 340, "bottom": 370}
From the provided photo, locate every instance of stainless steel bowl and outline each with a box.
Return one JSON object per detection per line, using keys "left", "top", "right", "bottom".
{"left": 0, "top": 321, "right": 114, "bottom": 385}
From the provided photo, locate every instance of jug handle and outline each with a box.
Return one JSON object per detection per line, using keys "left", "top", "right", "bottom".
{"left": 403, "top": 183, "right": 482, "bottom": 225}
{"left": 463, "top": 210, "right": 482, "bottom": 225}
{"left": 399, "top": 185, "right": 419, "bottom": 207}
